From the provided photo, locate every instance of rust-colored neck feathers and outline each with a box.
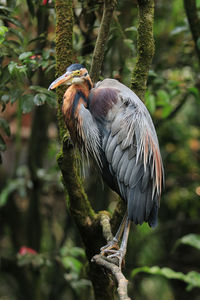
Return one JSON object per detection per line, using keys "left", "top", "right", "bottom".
{"left": 62, "top": 77, "right": 93, "bottom": 141}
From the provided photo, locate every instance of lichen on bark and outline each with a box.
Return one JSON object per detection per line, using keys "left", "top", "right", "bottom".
{"left": 90, "top": 0, "right": 117, "bottom": 83}
{"left": 55, "top": 1, "right": 117, "bottom": 299}
{"left": 55, "top": 0, "right": 74, "bottom": 138}
{"left": 131, "top": 0, "right": 155, "bottom": 101}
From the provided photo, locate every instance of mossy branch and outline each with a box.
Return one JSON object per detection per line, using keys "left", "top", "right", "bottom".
{"left": 90, "top": 0, "right": 117, "bottom": 83}
{"left": 184, "top": 0, "right": 200, "bottom": 65}
{"left": 55, "top": 0, "right": 74, "bottom": 139}
{"left": 57, "top": 136, "right": 96, "bottom": 227}
{"left": 55, "top": 0, "right": 96, "bottom": 229}
{"left": 131, "top": 0, "right": 155, "bottom": 101}
{"left": 55, "top": 2, "right": 118, "bottom": 298}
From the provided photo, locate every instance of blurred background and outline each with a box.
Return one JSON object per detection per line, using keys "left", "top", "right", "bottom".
{"left": 0, "top": 0, "right": 200, "bottom": 299}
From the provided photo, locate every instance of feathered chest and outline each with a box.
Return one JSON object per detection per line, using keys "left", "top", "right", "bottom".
{"left": 62, "top": 85, "right": 89, "bottom": 143}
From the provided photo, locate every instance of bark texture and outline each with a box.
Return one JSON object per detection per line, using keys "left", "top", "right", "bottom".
{"left": 90, "top": 0, "right": 117, "bottom": 82}
{"left": 184, "top": 0, "right": 200, "bottom": 65}
{"left": 55, "top": 1, "right": 117, "bottom": 299}
{"left": 131, "top": 0, "right": 155, "bottom": 101}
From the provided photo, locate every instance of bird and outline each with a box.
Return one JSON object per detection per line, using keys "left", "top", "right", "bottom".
{"left": 48, "top": 63, "right": 164, "bottom": 266}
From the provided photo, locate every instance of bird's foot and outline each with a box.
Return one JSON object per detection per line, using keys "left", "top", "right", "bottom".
{"left": 100, "top": 238, "right": 119, "bottom": 256}
{"left": 107, "top": 249, "right": 125, "bottom": 268}
{"left": 100, "top": 240, "right": 125, "bottom": 268}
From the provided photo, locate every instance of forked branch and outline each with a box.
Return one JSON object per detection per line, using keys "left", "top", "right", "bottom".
{"left": 92, "top": 254, "right": 131, "bottom": 300}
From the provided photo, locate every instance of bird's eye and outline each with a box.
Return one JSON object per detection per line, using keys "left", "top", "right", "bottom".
{"left": 73, "top": 70, "right": 80, "bottom": 77}
{"left": 84, "top": 72, "right": 88, "bottom": 77}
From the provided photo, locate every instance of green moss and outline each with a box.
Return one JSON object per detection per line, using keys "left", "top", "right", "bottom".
{"left": 55, "top": 0, "right": 74, "bottom": 139}
{"left": 131, "top": 0, "right": 155, "bottom": 101}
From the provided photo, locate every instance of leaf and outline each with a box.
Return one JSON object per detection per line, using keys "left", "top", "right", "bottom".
{"left": 175, "top": 234, "right": 200, "bottom": 251}
{"left": 171, "top": 25, "right": 187, "bottom": 36}
{"left": 19, "top": 51, "right": 33, "bottom": 61}
{"left": 123, "top": 39, "right": 134, "bottom": 51}
{"left": 67, "top": 247, "right": 85, "bottom": 258}
{"left": 156, "top": 89, "right": 170, "bottom": 106}
{"left": 30, "top": 86, "right": 57, "bottom": 107}
{"left": 33, "top": 94, "right": 46, "bottom": 106}
{"left": 0, "top": 5, "right": 13, "bottom": 12}
{"left": 9, "top": 28, "right": 24, "bottom": 43}
{"left": 188, "top": 87, "right": 200, "bottom": 101}
{"left": 145, "top": 91, "right": 156, "bottom": 114}
{"left": 1, "top": 15, "right": 24, "bottom": 29}
{"left": 30, "top": 85, "right": 53, "bottom": 95}
{"left": 61, "top": 256, "right": 83, "bottom": 275}
{"left": 148, "top": 70, "right": 157, "bottom": 78}
{"left": 162, "top": 104, "right": 173, "bottom": 118}
{"left": 0, "top": 135, "right": 6, "bottom": 152}
{"left": 125, "top": 26, "right": 137, "bottom": 32}
{"left": 60, "top": 246, "right": 85, "bottom": 258}
{"left": 21, "top": 95, "right": 34, "bottom": 113}
{"left": 10, "top": 90, "right": 22, "bottom": 104}
{"left": 26, "top": 0, "right": 35, "bottom": 17}
{"left": 8, "top": 61, "right": 18, "bottom": 74}
{"left": 1, "top": 94, "right": 10, "bottom": 104}
{"left": 8, "top": 62, "right": 27, "bottom": 79}
{"left": 0, "top": 179, "right": 18, "bottom": 207}
{"left": 131, "top": 266, "right": 200, "bottom": 291}
{"left": 0, "top": 25, "right": 8, "bottom": 44}
{"left": 0, "top": 118, "right": 11, "bottom": 136}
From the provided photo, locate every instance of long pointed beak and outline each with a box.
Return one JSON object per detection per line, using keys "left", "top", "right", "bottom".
{"left": 48, "top": 72, "right": 73, "bottom": 90}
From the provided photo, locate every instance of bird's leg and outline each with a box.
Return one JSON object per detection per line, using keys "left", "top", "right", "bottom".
{"left": 100, "top": 212, "right": 127, "bottom": 254}
{"left": 107, "top": 217, "right": 131, "bottom": 268}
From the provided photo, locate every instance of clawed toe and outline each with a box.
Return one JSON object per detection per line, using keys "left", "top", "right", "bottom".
{"left": 100, "top": 244, "right": 125, "bottom": 268}
{"left": 100, "top": 240, "right": 119, "bottom": 255}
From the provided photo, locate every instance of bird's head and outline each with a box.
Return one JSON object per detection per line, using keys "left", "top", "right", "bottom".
{"left": 48, "top": 63, "right": 92, "bottom": 90}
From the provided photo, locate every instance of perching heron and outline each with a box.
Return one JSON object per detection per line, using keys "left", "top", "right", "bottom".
{"left": 49, "top": 63, "right": 164, "bottom": 266}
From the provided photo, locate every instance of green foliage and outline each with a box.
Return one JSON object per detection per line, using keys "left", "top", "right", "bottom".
{"left": 0, "top": 3, "right": 56, "bottom": 162}
{"left": 132, "top": 266, "right": 200, "bottom": 291}
{"left": 0, "top": 0, "right": 200, "bottom": 299}
{"left": 0, "top": 165, "right": 32, "bottom": 207}
{"left": 0, "top": 25, "right": 8, "bottom": 44}
{"left": 132, "top": 234, "right": 200, "bottom": 292}
{"left": 174, "top": 234, "right": 200, "bottom": 251}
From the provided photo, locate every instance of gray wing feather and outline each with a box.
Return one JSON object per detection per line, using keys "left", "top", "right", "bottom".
{"left": 106, "top": 134, "right": 118, "bottom": 163}
{"left": 128, "top": 144, "right": 137, "bottom": 160}
{"left": 96, "top": 79, "right": 164, "bottom": 226}
{"left": 111, "top": 114, "right": 122, "bottom": 136}
{"left": 129, "top": 164, "right": 144, "bottom": 188}
{"left": 117, "top": 150, "right": 129, "bottom": 182}
{"left": 124, "top": 160, "right": 134, "bottom": 186}
{"left": 112, "top": 144, "right": 124, "bottom": 173}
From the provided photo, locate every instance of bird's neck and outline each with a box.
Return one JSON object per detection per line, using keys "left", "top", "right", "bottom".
{"left": 62, "top": 82, "right": 92, "bottom": 127}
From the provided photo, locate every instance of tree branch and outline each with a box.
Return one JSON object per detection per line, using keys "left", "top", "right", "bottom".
{"left": 90, "top": 0, "right": 117, "bottom": 82}
{"left": 92, "top": 255, "right": 131, "bottom": 300}
{"left": 99, "top": 211, "right": 113, "bottom": 242}
{"left": 57, "top": 136, "right": 96, "bottom": 228}
{"left": 184, "top": 0, "right": 200, "bottom": 65}
{"left": 155, "top": 92, "right": 189, "bottom": 127}
{"left": 55, "top": 0, "right": 75, "bottom": 139}
{"left": 131, "top": 0, "right": 155, "bottom": 101}
{"left": 55, "top": 0, "right": 95, "bottom": 225}
{"left": 55, "top": 2, "right": 117, "bottom": 298}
